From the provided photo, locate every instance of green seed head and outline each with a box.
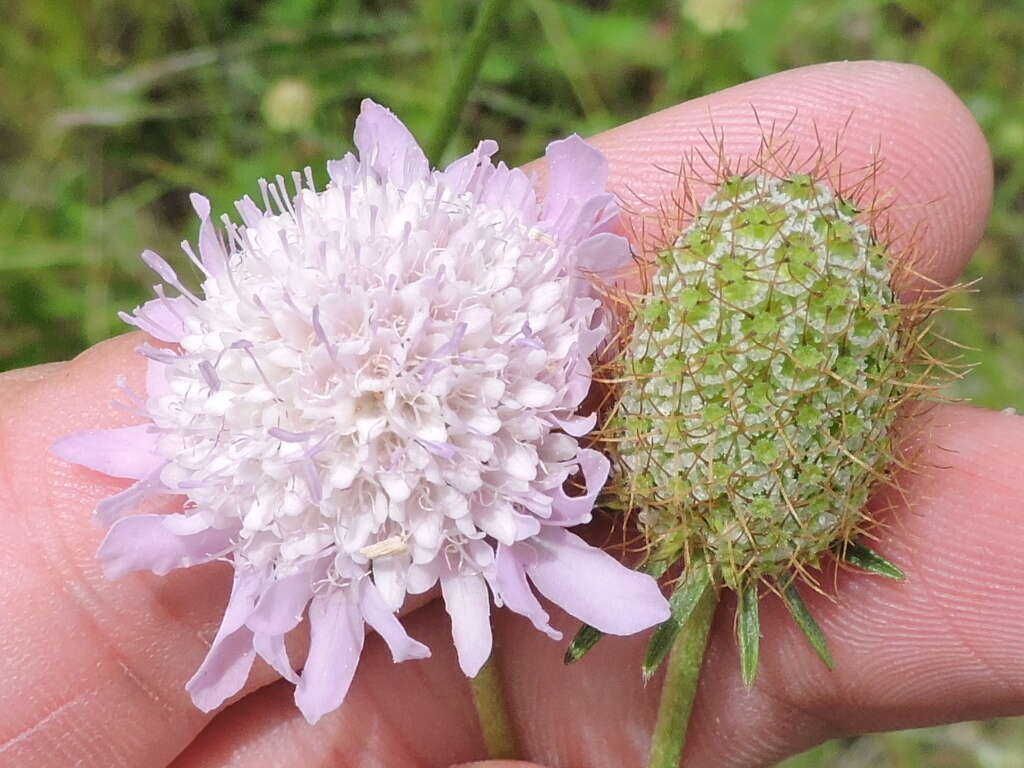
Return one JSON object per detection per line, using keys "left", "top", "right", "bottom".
{"left": 610, "top": 173, "right": 908, "bottom": 590}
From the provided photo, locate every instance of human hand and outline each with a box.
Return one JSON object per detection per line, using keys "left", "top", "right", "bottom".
{"left": 0, "top": 61, "right": 1004, "bottom": 768}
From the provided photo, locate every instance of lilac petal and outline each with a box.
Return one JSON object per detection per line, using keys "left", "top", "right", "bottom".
{"left": 295, "top": 589, "right": 365, "bottom": 724}
{"left": 526, "top": 528, "right": 669, "bottom": 635}
{"left": 547, "top": 448, "right": 609, "bottom": 527}
{"left": 190, "top": 193, "right": 227, "bottom": 276}
{"left": 495, "top": 544, "right": 560, "bottom": 640}
{"left": 542, "top": 134, "right": 608, "bottom": 223}
{"left": 97, "top": 513, "right": 233, "bottom": 579}
{"left": 253, "top": 632, "right": 299, "bottom": 684}
{"left": 93, "top": 466, "right": 170, "bottom": 527}
{"left": 187, "top": 566, "right": 265, "bottom": 711}
{"left": 574, "top": 232, "right": 632, "bottom": 274}
{"left": 405, "top": 560, "right": 439, "bottom": 596}
{"left": 440, "top": 139, "right": 499, "bottom": 193}
{"left": 162, "top": 513, "right": 216, "bottom": 535}
{"left": 477, "top": 163, "right": 537, "bottom": 214}
{"left": 51, "top": 424, "right": 162, "bottom": 481}
{"left": 571, "top": 193, "right": 617, "bottom": 240}
{"left": 122, "top": 296, "right": 190, "bottom": 343}
{"left": 578, "top": 192, "right": 619, "bottom": 237}
{"left": 551, "top": 410, "right": 598, "bottom": 437}
{"left": 358, "top": 580, "right": 431, "bottom": 663}
{"left": 575, "top": 314, "right": 608, "bottom": 358}
{"left": 440, "top": 573, "right": 492, "bottom": 677}
{"left": 234, "top": 195, "right": 263, "bottom": 227}
{"left": 245, "top": 564, "right": 317, "bottom": 635}
{"left": 188, "top": 627, "right": 255, "bottom": 712}
{"left": 561, "top": 352, "right": 593, "bottom": 410}
{"left": 354, "top": 99, "right": 428, "bottom": 188}
{"left": 146, "top": 359, "right": 172, "bottom": 399}
{"left": 372, "top": 554, "right": 409, "bottom": 610}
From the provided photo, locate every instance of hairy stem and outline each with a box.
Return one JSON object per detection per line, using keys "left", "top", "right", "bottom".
{"left": 470, "top": 654, "right": 520, "bottom": 760}
{"left": 647, "top": 584, "right": 718, "bottom": 768}
{"left": 425, "top": 0, "right": 510, "bottom": 165}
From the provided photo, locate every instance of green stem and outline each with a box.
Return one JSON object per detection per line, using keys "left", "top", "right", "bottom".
{"left": 424, "top": 0, "right": 510, "bottom": 165}
{"left": 647, "top": 585, "right": 718, "bottom": 768}
{"left": 470, "top": 654, "right": 520, "bottom": 760}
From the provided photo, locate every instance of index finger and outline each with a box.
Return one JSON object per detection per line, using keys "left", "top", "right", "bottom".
{"left": 576, "top": 59, "right": 991, "bottom": 290}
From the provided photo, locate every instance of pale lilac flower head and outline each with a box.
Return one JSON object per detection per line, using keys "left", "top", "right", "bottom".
{"left": 53, "top": 100, "right": 670, "bottom": 723}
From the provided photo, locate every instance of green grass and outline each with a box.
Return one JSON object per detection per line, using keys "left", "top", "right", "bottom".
{"left": 2, "top": 0, "right": 1022, "bottom": 764}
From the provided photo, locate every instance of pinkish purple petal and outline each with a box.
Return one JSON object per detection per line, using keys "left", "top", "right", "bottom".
{"left": 188, "top": 628, "right": 255, "bottom": 712}
{"left": 354, "top": 99, "right": 428, "bottom": 188}
{"left": 97, "top": 513, "right": 234, "bottom": 579}
{"left": 440, "top": 573, "right": 492, "bottom": 677}
{"left": 546, "top": 448, "right": 609, "bottom": 527}
{"left": 161, "top": 513, "right": 214, "bottom": 535}
{"left": 574, "top": 232, "right": 632, "bottom": 273}
{"left": 494, "top": 544, "right": 560, "bottom": 640}
{"left": 122, "top": 295, "right": 190, "bottom": 343}
{"left": 52, "top": 424, "right": 162, "bottom": 481}
{"left": 146, "top": 360, "right": 172, "bottom": 399}
{"left": 542, "top": 134, "right": 609, "bottom": 220}
{"left": 562, "top": 351, "right": 594, "bottom": 410}
{"left": 481, "top": 163, "right": 538, "bottom": 212}
{"left": 93, "top": 467, "right": 170, "bottom": 527}
{"left": 371, "top": 555, "right": 408, "bottom": 610}
{"left": 187, "top": 566, "right": 265, "bottom": 711}
{"left": 234, "top": 195, "right": 263, "bottom": 227}
{"left": 550, "top": 411, "right": 598, "bottom": 437}
{"left": 253, "top": 632, "right": 299, "bottom": 684}
{"left": 190, "top": 193, "right": 228, "bottom": 276}
{"left": 245, "top": 562, "right": 320, "bottom": 635}
{"left": 295, "top": 589, "right": 365, "bottom": 724}
{"left": 358, "top": 580, "right": 430, "bottom": 663}
{"left": 526, "top": 528, "right": 669, "bottom": 635}
{"left": 440, "top": 139, "right": 499, "bottom": 193}
{"left": 575, "top": 312, "right": 608, "bottom": 358}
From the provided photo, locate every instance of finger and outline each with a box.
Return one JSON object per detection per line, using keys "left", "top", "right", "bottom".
{"left": 0, "top": 361, "right": 66, "bottom": 384}
{"left": 530, "top": 60, "right": 991, "bottom": 293}
{"left": 172, "top": 405, "right": 1024, "bottom": 768}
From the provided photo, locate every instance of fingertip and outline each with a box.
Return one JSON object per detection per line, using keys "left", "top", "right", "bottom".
{"left": 580, "top": 60, "right": 992, "bottom": 291}
{"left": 851, "top": 61, "right": 992, "bottom": 288}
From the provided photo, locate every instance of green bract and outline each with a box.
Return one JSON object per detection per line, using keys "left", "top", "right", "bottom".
{"left": 612, "top": 173, "right": 902, "bottom": 589}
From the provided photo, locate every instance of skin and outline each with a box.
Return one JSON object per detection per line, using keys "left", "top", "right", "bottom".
{"left": 0, "top": 60, "right": 1009, "bottom": 768}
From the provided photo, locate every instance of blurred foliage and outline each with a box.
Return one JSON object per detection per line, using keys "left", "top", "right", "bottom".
{"left": 0, "top": 0, "right": 1021, "bottom": 763}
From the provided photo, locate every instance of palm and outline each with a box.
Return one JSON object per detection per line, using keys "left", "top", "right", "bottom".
{"left": 0, "top": 61, "right": 1010, "bottom": 768}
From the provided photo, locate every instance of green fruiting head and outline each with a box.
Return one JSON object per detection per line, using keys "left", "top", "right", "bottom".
{"left": 610, "top": 173, "right": 907, "bottom": 591}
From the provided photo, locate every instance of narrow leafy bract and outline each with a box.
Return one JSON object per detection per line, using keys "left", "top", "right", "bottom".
{"left": 643, "top": 561, "right": 713, "bottom": 682}
{"left": 842, "top": 542, "right": 906, "bottom": 580}
{"left": 737, "top": 583, "right": 761, "bottom": 687}
{"left": 781, "top": 582, "right": 835, "bottom": 669}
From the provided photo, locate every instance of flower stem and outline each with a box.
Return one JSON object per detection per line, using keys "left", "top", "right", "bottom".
{"left": 647, "top": 584, "right": 718, "bottom": 768}
{"left": 425, "top": 0, "right": 510, "bottom": 165}
{"left": 470, "top": 654, "right": 519, "bottom": 760}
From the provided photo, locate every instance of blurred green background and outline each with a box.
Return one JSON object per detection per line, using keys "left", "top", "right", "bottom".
{"left": 2, "top": 0, "right": 1022, "bottom": 764}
